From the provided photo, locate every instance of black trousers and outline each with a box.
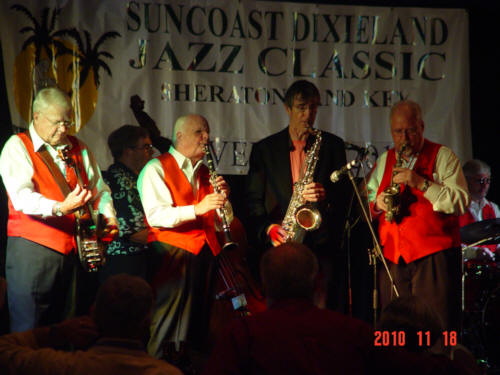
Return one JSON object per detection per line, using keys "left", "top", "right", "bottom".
{"left": 147, "top": 242, "right": 215, "bottom": 359}
{"left": 378, "top": 247, "right": 462, "bottom": 333}
{"left": 5, "top": 237, "right": 76, "bottom": 332}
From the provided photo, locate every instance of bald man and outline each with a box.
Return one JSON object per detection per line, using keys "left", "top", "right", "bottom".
{"left": 138, "top": 114, "right": 231, "bottom": 361}
{"left": 367, "top": 100, "right": 469, "bottom": 333}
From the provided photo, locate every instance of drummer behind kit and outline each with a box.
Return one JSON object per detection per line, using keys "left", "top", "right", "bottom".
{"left": 461, "top": 218, "right": 500, "bottom": 261}
{"left": 460, "top": 218, "right": 500, "bottom": 366}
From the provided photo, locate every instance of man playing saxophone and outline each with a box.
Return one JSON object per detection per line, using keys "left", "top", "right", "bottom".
{"left": 246, "top": 80, "right": 350, "bottom": 311}
{"left": 367, "top": 100, "right": 470, "bottom": 332}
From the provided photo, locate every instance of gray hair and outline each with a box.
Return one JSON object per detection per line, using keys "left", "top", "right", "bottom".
{"left": 172, "top": 115, "right": 190, "bottom": 146}
{"left": 32, "top": 87, "right": 71, "bottom": 114}
{"left": 463, "top": 159, "right": 491, "bottom": 177}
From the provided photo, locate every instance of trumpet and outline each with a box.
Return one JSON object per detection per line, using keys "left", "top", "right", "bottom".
{"left": 383, "top": 143, "right": 408, "bottom": 222}
{"left": 204, "top": 145, "right": 237, "bottom": 251}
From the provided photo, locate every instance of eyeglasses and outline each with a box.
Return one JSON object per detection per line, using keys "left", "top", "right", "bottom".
{"left": 473, "top": 178, "right": 491, "bottom": 185}
{"left": 40, "top": 113, "right": 74, "bottom": 128}
{"left": 132, "top": 144, "right": 153, "bottom": 151}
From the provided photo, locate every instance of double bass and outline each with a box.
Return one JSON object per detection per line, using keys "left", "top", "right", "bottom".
{"left": 204, "top": 145, "right": 266, "bottom": 343}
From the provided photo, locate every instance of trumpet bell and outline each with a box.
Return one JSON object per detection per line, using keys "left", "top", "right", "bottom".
{"left": 295, "top": 204, "right": 322, "bottom": 231}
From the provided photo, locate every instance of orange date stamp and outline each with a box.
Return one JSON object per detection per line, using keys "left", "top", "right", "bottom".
{"left": 374, "top": 330, "right": 458, "bottom": 347}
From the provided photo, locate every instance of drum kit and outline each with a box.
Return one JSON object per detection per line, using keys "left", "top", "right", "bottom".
{"left": 460, "top": 218, "right": 500, "bottom": 366}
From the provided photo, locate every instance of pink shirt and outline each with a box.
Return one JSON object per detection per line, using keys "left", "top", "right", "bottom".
{"left": 290, "top": 140, "right": 306, "bottom": 184}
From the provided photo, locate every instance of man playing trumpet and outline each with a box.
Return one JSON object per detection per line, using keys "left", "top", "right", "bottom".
{"left": 367, "top": 100, "right": 469, "bottom": 332}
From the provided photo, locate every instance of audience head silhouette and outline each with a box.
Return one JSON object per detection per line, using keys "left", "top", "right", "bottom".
{"left": 93, "top": 274, "right": 153, "bottom": 342}
{"left": 260, "top": 242, "right": 319, "bottom": 303}
{"left": 378, "top": 295, "right": 443, "bottom": 352}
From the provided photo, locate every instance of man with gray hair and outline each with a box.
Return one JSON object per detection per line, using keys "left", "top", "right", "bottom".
{"left": 138, "top": 114, "right": 231, "bottom": 361}
{"left": 459, "top": 159, "right": 499, "bottom": 260}
{"left": 0, "top": 86, "right": 117, "bottom": 332}
{"left": 0, "top": 274, "right": 182, "bottom": 375}
{"left": 367, "top": 100, "right": 469, "bottom": 333}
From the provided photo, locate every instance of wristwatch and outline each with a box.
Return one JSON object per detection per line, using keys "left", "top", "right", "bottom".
{"left": 420, "top": 179, "right": 431, "bottom": 193}
{"left": 54, "top": 203, "right": 64, "bottom": 217}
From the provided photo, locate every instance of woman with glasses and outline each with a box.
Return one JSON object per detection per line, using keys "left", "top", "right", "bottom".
{"left": 99, "top": 125, "right": 154, "bottom": 284}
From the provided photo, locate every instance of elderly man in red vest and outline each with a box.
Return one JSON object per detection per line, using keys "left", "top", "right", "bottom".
{"left": 459, "top": 159, "right": 499, "bottom": 260}
{"left": 138, "top": 114, "right": 230, "bottom": 361}
{"left": 367, "top": 100, "right": 470, "bottom": 333}
{"left": 0, "top": 87, "right": 117, "bottom": 332}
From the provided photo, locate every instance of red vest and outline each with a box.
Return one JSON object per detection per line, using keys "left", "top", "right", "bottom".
{"left": 147, "top": 153, "right": 221, "bottom": 256}
{"left": 376, "top": 140, "right": 460, "bottom": 264}
{"left": 7, "top": 133, "right": 87, "bottom": 255}
{"left": 459, "top": 202, "right": 497, "bottom": 253}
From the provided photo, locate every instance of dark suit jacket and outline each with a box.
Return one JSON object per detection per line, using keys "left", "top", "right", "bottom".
{"left": 245, "top": 127, "right": 350, "bottom": 252}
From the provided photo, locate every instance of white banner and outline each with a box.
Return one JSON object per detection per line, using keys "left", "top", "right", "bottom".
{"left": 0, "top": 0, "right": 471, "bottom": 174}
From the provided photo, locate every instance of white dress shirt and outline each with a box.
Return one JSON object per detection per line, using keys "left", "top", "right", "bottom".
{"left": 462, "top": 198, "right": 500, "bottom": 258}
{"left": 367, "top": 144, "right": 470, "bottom": 216}
{"left": 467, "top": 198, "right": 500, "bottom": 221}
{"left": 0, "top": 124, "right": 115, "bottom": 219}
{"left": 138, "top": 147, "right": 202, "bottom": 228}
{"left": 138, "top": 146, "right": 232, "bottom": 229}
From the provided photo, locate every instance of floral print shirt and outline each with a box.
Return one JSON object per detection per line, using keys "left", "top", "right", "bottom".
{"left": 103, "top": 162, "right": 148, "bottom": 255}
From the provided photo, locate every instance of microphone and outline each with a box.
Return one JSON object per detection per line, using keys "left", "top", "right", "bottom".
{"left": 345, "top": 142, "right": 367, "bottom": 154}
{"left": 330, "top": 159, "right": 358, "bottom": 183}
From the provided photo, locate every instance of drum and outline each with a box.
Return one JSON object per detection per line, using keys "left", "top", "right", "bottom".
{"left": 482, "top": 286, "right": 500, "bottom": 365}
{"left": 464, "top": 260, "right": 499, "bottom": 312}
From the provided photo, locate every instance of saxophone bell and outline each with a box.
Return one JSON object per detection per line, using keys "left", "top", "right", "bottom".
{"left": 295, "top": 203, "right": 322, "bottom": 231}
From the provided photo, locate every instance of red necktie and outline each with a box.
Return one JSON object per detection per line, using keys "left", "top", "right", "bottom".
{"left": 64, "top": 154, "right": 78, "bottom": 190}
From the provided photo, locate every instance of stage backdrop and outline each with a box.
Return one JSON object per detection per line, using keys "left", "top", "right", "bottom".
{"left": 0, "top": 0, "right": 471, "bottom": 175}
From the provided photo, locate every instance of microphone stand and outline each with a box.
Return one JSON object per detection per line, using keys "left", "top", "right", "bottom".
{"left": 345, "top": 168, "right": 399, "bottom": 325}
{"left": 341, "top": 177, "right": 357, "bottom": 317}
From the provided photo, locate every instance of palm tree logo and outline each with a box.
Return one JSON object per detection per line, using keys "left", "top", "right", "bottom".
{"left": 11, "top": 5, "right": 69, "bottom": 64}
{"left": 10, "top": 3, "right": 121, "bottom": 131}
{"left": 63, "top": 28, "right": 121, "bottom": 89}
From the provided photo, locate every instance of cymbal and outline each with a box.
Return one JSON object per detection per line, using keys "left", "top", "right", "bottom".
{"left": 460, "top": 218, "right": 500, "bottom": 245}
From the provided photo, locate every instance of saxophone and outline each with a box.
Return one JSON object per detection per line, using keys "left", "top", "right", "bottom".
{"left": 383, "top": 143, "right": 408, "bottom": 222}
{"left": 282, "top": 129, "right": 322, "bottom": 243}
{"left": 204, "top": 145, "right": 237, "bottom": 251}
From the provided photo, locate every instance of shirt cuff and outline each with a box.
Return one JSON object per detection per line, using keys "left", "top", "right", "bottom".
{"left": 423, "top": 181, "right": 440, "bottom": 202}
{"left": 180, "top": 205, "right": 197, "bottom": 221}
{"left": 44, "top": 200, "right": 58, "bottom": 218}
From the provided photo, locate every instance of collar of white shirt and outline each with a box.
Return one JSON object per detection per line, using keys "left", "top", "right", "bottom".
{"left": 470, "top": 198, "right": 487, "bottom": 214}
{"left": 168, "top": 145, "right": 203, "bottom": 175}
{"left": 29, "top": 123, "right": 71, "bottom": 153}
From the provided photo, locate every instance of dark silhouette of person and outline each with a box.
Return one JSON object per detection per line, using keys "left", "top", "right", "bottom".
{"left": 130, "top": 94, "right": 172, "bottom": 153}
{"left": 0, "top": 273, "right": 182, "bottom": 375}
{"left": 203, "top": 243, "right": 468, "bottom": 375}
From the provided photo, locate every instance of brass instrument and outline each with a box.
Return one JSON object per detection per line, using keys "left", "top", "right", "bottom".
{"left": 282, "top": 129, "right": 322, "bottom": 243}
{"left": 204, "top": 145, "right": 237, "bottom": 251}
{"left": 58, "top": 147, "right": 106, "bottom": 272}
{"left": 383, "top": 143, "right": 408, "bottom": 222}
